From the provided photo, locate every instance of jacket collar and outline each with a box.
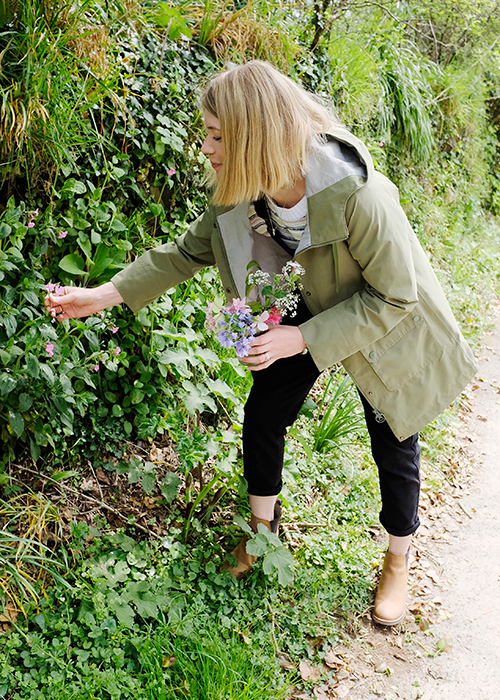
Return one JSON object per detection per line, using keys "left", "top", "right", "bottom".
{"left": 214, "top": 129, "right": 373, "bottom": 295}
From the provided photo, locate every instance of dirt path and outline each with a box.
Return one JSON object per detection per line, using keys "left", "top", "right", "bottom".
{"left": 422, "top": 305, "right": 500, "bottom": 699}
{"left": 318, "top": 305, "right": 500, "bottom": 700}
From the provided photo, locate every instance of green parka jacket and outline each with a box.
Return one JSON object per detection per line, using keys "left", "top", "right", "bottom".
{"left": 112, "top": 128, "right": 478, "bottom": 441}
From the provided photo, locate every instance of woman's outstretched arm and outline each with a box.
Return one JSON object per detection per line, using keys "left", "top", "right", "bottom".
{"left": 44, "top": 282, "right": 124, "bottom": 322}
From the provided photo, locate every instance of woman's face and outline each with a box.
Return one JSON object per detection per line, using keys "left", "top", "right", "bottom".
{"left": 201, "top": 111, "right": 224, "bottom": 178}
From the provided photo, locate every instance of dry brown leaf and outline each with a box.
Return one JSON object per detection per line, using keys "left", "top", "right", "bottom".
{"left": 143, "top": 496, "right": 159, "bottom": 509}
{"left": 313, "top": 685, "right": 330, "bottom": 700}
{"left": 324, "top": 649, "right": 344, "bottom": 669}
{"left": 426, "top": 569, "right": 440, "bottom": 584}
{"left": 299, "top": 660, "right": 321, "bottom": 682}
{"left": 438, "top": 609, "right": 452, "bottom": 621}
{"left": 335, "top": 685, "right": 350, "bottom": 699}
{"left": 0, "top": 604, "right": 18, "bottom": 624}
{"left": 278, "top": 652, "right": 295, "bottom": 669}
{"left": 419, "top": 617, "right": 431, "bottom": 631}
{"left": 162, "top": 655, "right": 176, "bottom": 668}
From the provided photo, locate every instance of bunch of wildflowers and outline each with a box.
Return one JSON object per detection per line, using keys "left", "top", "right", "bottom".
{"left": 206, "top": 261, "right": 305, "bottom": 358}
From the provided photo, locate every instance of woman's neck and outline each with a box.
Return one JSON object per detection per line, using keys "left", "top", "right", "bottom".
{"left": 268, "top": 177, "right": 306, "bottom": 209}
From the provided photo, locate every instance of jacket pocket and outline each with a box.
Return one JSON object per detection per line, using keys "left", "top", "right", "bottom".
{"left": 360, "top": 312, "right": 443, "bottom": 391}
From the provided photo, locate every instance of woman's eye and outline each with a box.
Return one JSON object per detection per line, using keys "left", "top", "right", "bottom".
{"left": 213, "top": 136, "right": 222, "bottom": 142}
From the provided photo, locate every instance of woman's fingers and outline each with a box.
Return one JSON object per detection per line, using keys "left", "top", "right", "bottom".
{"left": 240, "top": 326, "right": 306, "bottom": 371}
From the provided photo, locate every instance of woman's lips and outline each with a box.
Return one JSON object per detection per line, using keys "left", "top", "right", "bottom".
{"left": 211, "top": 162, "right": 222, "bottom": 170}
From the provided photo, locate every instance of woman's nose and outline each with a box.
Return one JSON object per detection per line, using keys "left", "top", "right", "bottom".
{"left": 201, "top": 137, "right": 214, "bottom": 155}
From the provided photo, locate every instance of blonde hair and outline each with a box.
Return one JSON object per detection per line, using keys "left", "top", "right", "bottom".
{"left": 199, "top": 60, "right": 339, "bottom": 207}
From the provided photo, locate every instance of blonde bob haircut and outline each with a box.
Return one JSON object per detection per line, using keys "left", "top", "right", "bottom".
{"left": 199, "top": 60, "right": 339, "bottom": 207}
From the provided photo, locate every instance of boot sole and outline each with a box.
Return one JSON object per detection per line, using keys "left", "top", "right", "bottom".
{"left": 371, "top": 608, "right": 407, "bottom": 626}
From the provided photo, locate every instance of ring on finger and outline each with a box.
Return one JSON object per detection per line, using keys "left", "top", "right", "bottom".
{"left": 265, "top": 352, "right": 270, "bottom": 361}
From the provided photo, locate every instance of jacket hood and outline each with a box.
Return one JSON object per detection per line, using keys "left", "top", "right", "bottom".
{"left": 305, "top": 128, "right": 372, "bottom": 199}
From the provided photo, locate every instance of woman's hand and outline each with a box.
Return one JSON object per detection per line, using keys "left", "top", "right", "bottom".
{"left": 240, "top": 325, "right": 307, "bottom": 371}
{"left": 44, "top": 282, "right": 124, "bottom": 322}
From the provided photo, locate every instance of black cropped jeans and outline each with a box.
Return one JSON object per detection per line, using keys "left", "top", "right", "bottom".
{"left": 242, "top": 300, "right": 421, "bottom": 537}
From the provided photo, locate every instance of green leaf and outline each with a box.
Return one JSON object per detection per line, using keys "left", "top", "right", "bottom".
{"left": 142, "top": 471, "right": 156, "bottom": 494}
{"left": 0, "top": 373, "right": 16, "bottom": 396}
{"left": 22, "top": 290, "right": 39, "bottom": 306}
{"left": 110, "top": 600, "right": 135, "bottom": 628}
{"left": 59, "top": 253, "right": 86, "bottom": 276}
{"left": 110, "top": 218, "right": 126, "bottom": 232}
{"left": 8, "top": 410, "right": 24, "bottom": 437}
{"left": 40, "top": 364, "right": 55, "bottom": 385}
{"left": 245, "top": 532, "right": 270, "bottom": 557}
{"left": 26, "top": 354, "right": 40, "bottom": 378}
{"left": 112, "top": 404, "right": 124, "bottom": 417}
{"left": 159, "top": 472, "right": 181, "bottom": 503}
{"left": 135, "top": 594, "right": 158, "bottom": 619}
{"left": 206, "top": 378, "right": 237, "bottom": 401}
{"left": 182, "top": 380, "right": 217, "bottom": 415}
{"left": 60, "top": 178, "right": 87, "bottom": 195}
{"left": 263, "top": 546, "right": 294, "bottom": 586}
{"left": 233, "top": 515, "right": 254, "bottom": 536}
{"left": 130, "top": 388, "right": 145, "bottom": 404}
{"left": 18, "top": 393, "right": 33, "bottom": 412}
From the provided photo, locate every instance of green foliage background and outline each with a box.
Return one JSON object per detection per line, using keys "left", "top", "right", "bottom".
{"left": 1, "top": 0, "right": 500, "bottom": 697}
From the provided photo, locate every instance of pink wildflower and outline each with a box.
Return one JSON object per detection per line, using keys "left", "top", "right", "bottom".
{"left": 45, "top": 282, "right": 56, "bottom": 293}
{"left": 113, "top": 347, "right": 121, "bottom": 356}
{"left": 58, "top": 231, "right": 68, "bottom": 239}
{"left": 167, "top": 167, "right": 176, "bottom": 176}
{"left": 379, "top": 141, "right": 384, "bottom": 147}
{"left": 205, "top": 302, "right": 217, "bottom": 332}
{"left": 46, "top": 342, "right": 54, "bottom": 357}
{"left": 28, "top": 220, "right": 35, "bottom": 228}
{"left": 94, "top": 364, "right": 99, "bottom": 372}
{"left": 34, "top": 208, "right": 39, "bottom": 217}
{"left": 55, "top": 285, "right": 65, "bottom": 295}
{"left": 267, "top": 307, "right": 282, "bottom": 326}
{"left": 99, "top": 312, "right": 105, "bottom": 319}
{"left": 111, "top": 325, "right": 119, "bottom": 334}
{"left": 227, "top": 298, "right": 250, "bottom": 314}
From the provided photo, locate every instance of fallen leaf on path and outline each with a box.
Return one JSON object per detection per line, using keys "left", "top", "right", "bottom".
{"left": 324, "top": 650, "right": 345, "bottom": 669}
{"left": 436, "top": 637, "right": 453, "bottom": 653}
{"left": 438, "top": 609, "right": 452, "bottom": 621}
{"left": 313, "top": 685, "right": 330, "bottom": 699}
{"left": 299, "top": 660, "right": 322, "bottom": 682}
{"left": 334, "top": 684, "right": 350, "bottom": 699}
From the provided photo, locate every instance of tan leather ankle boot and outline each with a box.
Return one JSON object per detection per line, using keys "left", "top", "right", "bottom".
{"left": 372, "top": 551, "right": 408, "bottom": 626}
{"left": 223, "top": 501, "right": 282, "bottom": 579}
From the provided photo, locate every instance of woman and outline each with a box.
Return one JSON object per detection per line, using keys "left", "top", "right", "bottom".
{"left": 46, "top": 60, "right": 477, "bottom": 626}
